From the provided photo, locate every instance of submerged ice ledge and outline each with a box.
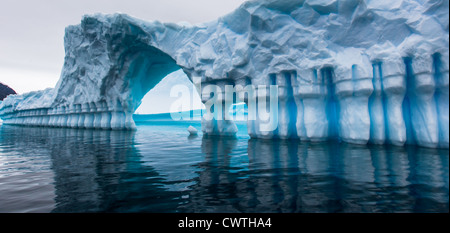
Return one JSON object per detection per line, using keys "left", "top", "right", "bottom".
{"left": 0, "top": 0, "right": 448, "bottom": 149}
{"left": 0, "top": 103, "right": 136, "bottom": 130}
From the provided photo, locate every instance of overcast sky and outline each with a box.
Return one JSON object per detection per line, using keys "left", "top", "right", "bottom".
{"left": 0, "top": 0, "right": 247, "bottom": 94}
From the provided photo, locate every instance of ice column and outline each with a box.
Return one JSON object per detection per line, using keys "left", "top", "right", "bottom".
{"left": 29, "top": 110, "right": 36, "bottom": 126}
{"left": 41, "top": 109, "right": 50, "bottom": 127}
{"left": 323, "top": 68, "right": 339, "bottom": 141}
{"left": 48, "top": 108, "right": 56, "bottom": 127}
{"left": 201, "top": 83, "right": 218, "bottom": 135}
{"left": 99, "top": 101, "right": 111, "bottom": 130}
{"left": 57, "top": 106, "right": 65, "bottom": 127}
{"left": 201, "top": 81, "right": 237, "bottom": 136}
{"left": 434, "top": 52, "right": 449, "bottom": 148}
{"left": 381, "top": 58, "right": 407, "bottom": 146}
{"left": 219, "top": 82, "right": 238, "bottom": 136}
{"left": 297, "top": 69, "right": 329, "bottom": 141}
{"left": 407, "top": 55, "right": 439, "bottom": 148}
{"left": 54, "top": 107, "right": 60, "bottom": 127}
{"left": 124, "top": 111, "right": 136, "bottom": 130}
{"left": 293, "top": 76, "right": 306, "bottom": 140}
{"left": 93, "top": 102, "right": 102, "bottom": 129}
{"left": 77, "top": 104, "right": 85, "bottom": 128}
{"left": 369, "top": 63, "right": 386, "bottom": 144}
{"left": 81, "top": 103, "right": 90, "bottom": 128}
{"left": 336, "top": 65, "right": 373, "bottom": 144}
{"left": 276, "top": 72, "right": 297, "bottom": 139}
{"left": 236, "top": 77, "right": 256, "bottom": 138}
{"left": 110, "top": 100, "right": 126, "bottom": 130}
{"left": 252, "top": 77, "right": 278, "bottom": 139}
{"left": 69, "top": 105, "right": 79, "bottom": 128}
{"left": 84, "top": 102, "right": 95, "bottom": 129}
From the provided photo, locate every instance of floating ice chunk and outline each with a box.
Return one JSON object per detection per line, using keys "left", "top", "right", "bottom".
{"left": 188, "top": 126, "right": 198, "bottom": 135}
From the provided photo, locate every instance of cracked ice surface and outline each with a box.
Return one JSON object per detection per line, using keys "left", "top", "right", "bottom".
{"left": 0, "top": 0, "right": 448, "bottom": 148}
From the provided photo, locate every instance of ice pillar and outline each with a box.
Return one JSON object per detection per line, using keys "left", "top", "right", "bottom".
{"left": 369, "top": 63, "right": 386, "bottom": 144}
{"left": 275, "top": 72, "right": 297, "bottom": 139}
{"left": 381, "top": 58, "right": 407, "bottom": 146}
{"left": 201, "top": 81, "right": 238, "bottom": 136}
{"left": 434, "top": 52, "right": 449, "bottom": 148}
{"left": 297, "top": 69, "right": 329, "bottom": 141}
{"left": 335, "top": 65, "right": 373, "bottom": 145}
{"left": 407, "top": 55, "right": 439, "bottom": 148}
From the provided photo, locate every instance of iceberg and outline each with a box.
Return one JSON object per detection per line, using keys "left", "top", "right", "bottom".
{"left": 0, "top": 0, "right": 448, "bottom": 148}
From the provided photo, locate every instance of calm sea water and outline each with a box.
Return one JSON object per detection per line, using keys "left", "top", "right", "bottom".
{"left": 0, "top": 120, "right": 448, "bottom": 213}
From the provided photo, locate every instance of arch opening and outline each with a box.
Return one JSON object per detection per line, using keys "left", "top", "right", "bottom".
{"left": 135, "top": 69, "right": 204, "bottom": 117}
{"left": 118, "top": 46, "right": 182, "bottom": 114}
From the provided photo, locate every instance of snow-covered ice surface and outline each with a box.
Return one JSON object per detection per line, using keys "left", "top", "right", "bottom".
{"left": 0, "top": 0, "right": 448, "bottom": 148}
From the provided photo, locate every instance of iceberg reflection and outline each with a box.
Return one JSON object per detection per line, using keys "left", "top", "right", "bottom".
{"left": 0, "top": 125, "right": 447, "bottom": 213}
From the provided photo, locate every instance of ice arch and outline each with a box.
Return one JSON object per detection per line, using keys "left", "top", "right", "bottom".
{"left": 0, "top": 15, "right": 197, "bottom": 130}
{"left": 104, "top": 46, "right": 182, "bottom": 129}
{"left": 0, "top": 13, "right": 242, "bottom": 134}
{"left": 0, "top": 0, "right": 448, "bottom": 148}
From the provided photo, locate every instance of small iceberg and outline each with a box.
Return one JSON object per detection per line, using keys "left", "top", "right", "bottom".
{"left": 188, "top": 126, "right": 198, "bottom": 135}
